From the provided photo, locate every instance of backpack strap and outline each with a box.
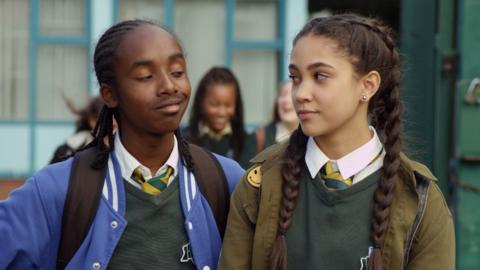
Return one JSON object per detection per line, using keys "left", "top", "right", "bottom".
{"left": 188, "top": 143, "right": 229, "bottom": 239}
{"left": 57, "top": 147, "right": 106, "bottom": 270}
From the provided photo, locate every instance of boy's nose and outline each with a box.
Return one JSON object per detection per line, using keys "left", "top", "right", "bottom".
{"left": 156, "top": 72, "right": 177, "bottom": 94}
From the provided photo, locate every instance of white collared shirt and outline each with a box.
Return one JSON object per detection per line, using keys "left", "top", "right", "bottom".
{"left": 114, "top": 132, "right": 179, "bottom": 190}
{"left": 199, "top": 121, "right": 232, "bottom": 140}
{"left": 305, "top": 126, "right": 385, "bottom": 185}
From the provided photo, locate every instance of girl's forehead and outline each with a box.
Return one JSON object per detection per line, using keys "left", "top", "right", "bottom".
{"left": 290, "top": 35, "right": 351, "bottom": 71}
{"left": 292, "top": 35, "right": 340, "bottom": 58}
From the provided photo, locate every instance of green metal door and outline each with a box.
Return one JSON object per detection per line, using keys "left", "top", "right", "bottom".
{"left": 400, "top": 0, "right": 455, "bottom": 195}
{"left": 455, "top": 0, "right": 480, "bottom": 268}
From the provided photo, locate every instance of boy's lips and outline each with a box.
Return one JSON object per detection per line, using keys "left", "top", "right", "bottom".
{"left": 153, "top": 96, "right": 185, "bottom": 114}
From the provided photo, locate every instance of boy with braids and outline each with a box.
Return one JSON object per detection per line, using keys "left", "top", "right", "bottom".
{"left": 219, "top": 14, "right": 454, "bottom": 270}
{"left": 0, "top": 20, "right": 243, "bottom": 270}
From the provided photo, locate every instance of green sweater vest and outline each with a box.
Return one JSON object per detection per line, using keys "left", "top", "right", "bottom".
{"left": 200, "top": 133, "right": 257, "bottom": 169}
{"left": 107, "top": 177, "right": 195, "bottom": 270}
{"left": 286, "top": 169, "right": 380, "bottom": 270}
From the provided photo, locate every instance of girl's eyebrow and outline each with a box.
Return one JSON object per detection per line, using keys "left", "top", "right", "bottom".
{"left": 288, "top": 62, "right": 334, "bottom": 71}
{"left": 306, "top": 62, "right": 334, "bottom": 71}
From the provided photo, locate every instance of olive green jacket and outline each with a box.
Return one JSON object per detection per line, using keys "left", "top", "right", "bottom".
{"left": 219, "top": 143, "right": 455, "bottom": 270}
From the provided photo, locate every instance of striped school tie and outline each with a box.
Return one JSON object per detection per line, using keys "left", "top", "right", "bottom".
{"left": 320, "top": 161, "right": 353, "bottom": 190}
{"left": 319, "top": 149, "right": 384, "bottom": 190}
{"left": 131, "top": 166, "right": 174, "bottom": 195}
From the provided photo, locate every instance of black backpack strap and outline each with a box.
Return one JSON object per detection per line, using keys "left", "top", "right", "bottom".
{"left": 188, "top": 143, "right": 230, "bottom": 239}
{"left": 57, "top": 147, "right": 106, "bottom": 270}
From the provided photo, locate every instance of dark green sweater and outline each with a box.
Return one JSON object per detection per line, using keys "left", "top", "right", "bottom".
{"left": 286, "top": 169, "right": 380, "bottom": 270}
{"left": 181, "top": 126, "right": 258, "bottom": 169}
{"left": 107, "top": 177, "right": 195, "bottom": 270}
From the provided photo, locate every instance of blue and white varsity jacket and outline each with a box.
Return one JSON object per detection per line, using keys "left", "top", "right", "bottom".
{"left": 0, "top": 152, "right": 244, "bottom": 270}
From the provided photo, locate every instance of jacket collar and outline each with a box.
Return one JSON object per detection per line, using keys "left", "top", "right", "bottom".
{"left": 251, "top": 142, "right": 437, "bottom": 188}
{"left": 399, "top": 153, "right": 437, "bottom": 189}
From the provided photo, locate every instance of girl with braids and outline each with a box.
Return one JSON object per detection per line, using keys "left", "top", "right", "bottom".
{"left": 184, "top": 67, "right": 257, "bottom": 169}
{"left": 219, "top": 14, "right": 454, "bottom": 270}
{"left": 0, "top": 20, "right": 244, "bottom": 270}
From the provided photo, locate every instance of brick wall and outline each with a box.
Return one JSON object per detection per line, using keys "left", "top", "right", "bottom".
{"left": 0, "top": 180, "right": 25, "bottom": 200}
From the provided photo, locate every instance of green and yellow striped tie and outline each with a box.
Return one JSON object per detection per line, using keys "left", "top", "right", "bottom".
{"left": 319, "top": 149, "right": 383, "bottom": 190}
{"left": 131, "top": 166, "right": 174, "bottom": 195}
{"left": 320, "top": 161, "right": 353, "bottom": 190}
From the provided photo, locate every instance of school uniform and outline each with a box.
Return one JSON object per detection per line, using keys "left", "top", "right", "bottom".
{"left": 50, "top": 130, "right": 94, "bottom": 164}
{"left": 255, "top": 121, "right": 294, "bottom": 151}
{"left": 219, "top": 127, "right": 454, "bottom": 270}
{"left": 286, "top": 127, "right": 384, "bottom": 269}
{"left": 0, "top": 133, "right": 244, "bottom": 270}
{"left": 184, "top": 123, "right": 257, "bottom": 169}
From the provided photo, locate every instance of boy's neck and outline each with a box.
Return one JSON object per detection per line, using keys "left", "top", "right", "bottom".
{"left": 120, "top": 130, "right": 176, "bottom": 175}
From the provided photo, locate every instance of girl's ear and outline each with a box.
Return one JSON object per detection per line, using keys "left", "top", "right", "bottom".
{"left": 359, "top": 71, "right": 381, "bottom": 102}
{"left": 100, "top": 83, "right": 119, "bottom": 108}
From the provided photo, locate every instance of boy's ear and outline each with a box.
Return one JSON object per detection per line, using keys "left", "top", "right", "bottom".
{"left": 360, "top": 71, "right": 381, "bottom": 101}
{"left": 100, "top": 83, "right": 118, "bottom": 108}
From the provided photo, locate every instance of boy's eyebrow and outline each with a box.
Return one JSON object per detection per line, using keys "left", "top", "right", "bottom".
{"left": 169, "top": 52, "right": 186, "bottom": 62}
{"left": 129, "top": 53, "right": 185, "bottom": 71}
{"left": 130, "top": 60, "right": 153, "bottom": 70}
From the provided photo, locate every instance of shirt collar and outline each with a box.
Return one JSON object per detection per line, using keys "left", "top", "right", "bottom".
{"left": 114, "top": 132, "right": 179, "bottom": 182}
{"left": 199, "top": 121, "right": 232, "bottom": 140}
{"left": 305, "top": 126, "right": 383, "bottom": 179}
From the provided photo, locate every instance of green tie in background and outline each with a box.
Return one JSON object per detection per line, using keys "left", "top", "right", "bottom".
{"left": 131, "top": 166, "right": 174, "bottom": 195}
{"left": 319, "top": 161, "right": 353, "bottom": 190}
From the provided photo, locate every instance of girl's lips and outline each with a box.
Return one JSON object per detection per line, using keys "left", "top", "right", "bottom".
{"left": 297, "top": 110, "right": 318, "bottom": 120}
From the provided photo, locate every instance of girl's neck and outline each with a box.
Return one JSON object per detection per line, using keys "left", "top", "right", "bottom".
{"left": 314, "top": 123, "right": 372, "bottom": 160}
{"left": 120, "top": 129, "right": 175, "bottom": 175}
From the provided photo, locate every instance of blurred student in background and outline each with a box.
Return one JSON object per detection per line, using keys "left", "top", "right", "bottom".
{"left": 185, "top": 67, "right": 256, "bottom": 169}
{"left": 255, "top": 80, "right": 299, "bottom": 152}
{"left": 50, "top": 96, "right": 103, "bottom": 163}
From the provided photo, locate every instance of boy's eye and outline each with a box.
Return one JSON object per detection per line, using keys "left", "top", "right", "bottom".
{"left": 136, "top": 74, "right": 153, "bottom": 81}
{"left": 171, "top": 70, "right": 185, "bottom": 78}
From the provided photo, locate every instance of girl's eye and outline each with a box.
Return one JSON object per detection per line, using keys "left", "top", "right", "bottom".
{"left": 288, "top": 74, "right": 300, "bottom": 83}
{"left": 314, "top": 72, "right": 327, "bottom": 81}
{"left": 136, "top": 74, "right": 153, "bottom": 81}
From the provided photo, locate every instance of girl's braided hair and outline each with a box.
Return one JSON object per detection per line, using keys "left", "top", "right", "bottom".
{"left": 270, "top": 14, "right": 403, "bottom": 270}
{"left": 88, "top": 19, "right": 194, "bottom": 172}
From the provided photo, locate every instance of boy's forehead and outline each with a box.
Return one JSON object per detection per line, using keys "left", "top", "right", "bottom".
{"left": 116, "top": 24, "right": 182, "bottom": 56}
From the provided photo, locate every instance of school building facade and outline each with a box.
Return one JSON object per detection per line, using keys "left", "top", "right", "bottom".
{"left": 0, "top": 0, "right": 307, "bottom": 177}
